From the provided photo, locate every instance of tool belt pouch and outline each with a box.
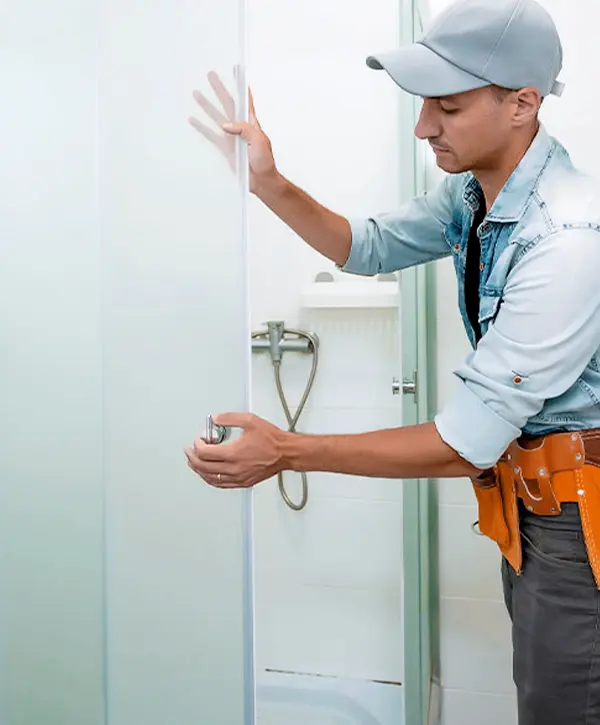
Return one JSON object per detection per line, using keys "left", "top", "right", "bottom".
{"left": 471, "top": 467, "right": 510, "bottom": 548}
{"left": 470, "top": 432, "right": 596, "bottom": 579}
{"left": 575, "top": 466, "right": 600, "bottom": 589}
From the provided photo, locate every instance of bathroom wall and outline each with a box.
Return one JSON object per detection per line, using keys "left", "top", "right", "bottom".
{"left": 246, "top": 0, "right": 600, "bottom": 723}
{"left": 244, "top": 0, "right": 407, "bottom": 714}
{"left": 430, "top": 0, "right": 600, "bottom": 723}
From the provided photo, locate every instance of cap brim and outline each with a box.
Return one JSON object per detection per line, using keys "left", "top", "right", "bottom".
{"left": 367, "top": 42, "right": 490, "bottom": 97}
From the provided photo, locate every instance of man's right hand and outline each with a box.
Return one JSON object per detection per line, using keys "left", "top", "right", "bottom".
{"left": 188, "top": 71, "right": 278, "bottom": 194}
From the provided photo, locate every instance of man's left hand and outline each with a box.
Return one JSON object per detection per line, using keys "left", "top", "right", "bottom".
{"left": 184, "top": 413, "right": 287, "bottom": 488}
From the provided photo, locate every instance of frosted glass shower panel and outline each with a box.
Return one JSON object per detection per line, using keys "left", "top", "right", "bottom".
{"left": 100, "top": 0, "right": 251, "bottom": 723}
{"left": 0, "top": 1, "right": 105, "bottom": 723}
{"left": 0, "top": 0, "right": 251, "bottom": 722}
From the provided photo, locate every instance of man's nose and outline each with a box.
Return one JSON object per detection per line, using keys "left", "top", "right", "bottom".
{"left": 414, "top": 100, "right": 440, "bottom": 140}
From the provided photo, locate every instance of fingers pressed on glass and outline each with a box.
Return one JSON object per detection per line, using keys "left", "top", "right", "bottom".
{"left": 208, "top": 71, "right": 236, "bottom": 120}
{"left": 192, "top": 89, "right": 228, "bottom": 127}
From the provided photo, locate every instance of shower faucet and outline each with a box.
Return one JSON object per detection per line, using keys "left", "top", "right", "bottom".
{"left": 249, "top": 320, "right": 319, "bottom": 511}
{"left": 267, "top": 321, "right": 285, "bottom": 364}
{"left": 251, "top": 320, "right": 315, "bottom": 363}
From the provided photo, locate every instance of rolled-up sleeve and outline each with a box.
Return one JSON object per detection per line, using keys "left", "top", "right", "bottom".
{"left": 338, "top": 174, "right": 458, "bottom": 275}
{"left": 435, "top": 228, "right": 600, "bottom": 469}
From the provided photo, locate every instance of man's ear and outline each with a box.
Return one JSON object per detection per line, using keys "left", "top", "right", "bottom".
{"left": 512, "top": 86, "right": 542, "bottom": 127}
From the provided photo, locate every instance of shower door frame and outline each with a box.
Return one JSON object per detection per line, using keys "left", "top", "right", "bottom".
{"left": 399, "top": 1, "right": 440, "bottom": 724}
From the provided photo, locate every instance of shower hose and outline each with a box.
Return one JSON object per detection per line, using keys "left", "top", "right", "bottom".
{"left": 251, "top": 327, "right": 319, "bottom": 511}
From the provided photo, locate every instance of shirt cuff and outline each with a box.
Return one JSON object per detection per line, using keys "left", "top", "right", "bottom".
{"left": 336, "top": 218, "right": 373, "bottom": 275}
{"left": 434, "top": 381, "right": 521, "bottom": 470}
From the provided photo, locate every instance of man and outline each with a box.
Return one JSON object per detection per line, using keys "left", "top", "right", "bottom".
{"left": 186, "top": 0, "right": 600, "bottom": 722}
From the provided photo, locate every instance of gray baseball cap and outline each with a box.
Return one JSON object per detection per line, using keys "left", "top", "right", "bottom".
{"left": 367, "top": 0, "right": 564, "bottom": 98}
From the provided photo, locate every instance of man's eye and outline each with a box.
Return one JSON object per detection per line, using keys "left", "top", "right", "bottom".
{"left": 441, "top": 106, "right": 459, "bottom": 114}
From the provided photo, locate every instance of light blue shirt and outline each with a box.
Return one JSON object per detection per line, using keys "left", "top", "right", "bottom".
{"left": 339, "top": 124, "right": 600, "bottom": 469}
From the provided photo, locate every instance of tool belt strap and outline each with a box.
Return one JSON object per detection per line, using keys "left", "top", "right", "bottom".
{"left": 470, "top": 429, "right": 600, "bottom": 588}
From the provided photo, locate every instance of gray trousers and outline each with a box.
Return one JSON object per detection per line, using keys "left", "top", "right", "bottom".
{"left": 502, "top": 501, "right": 600, "bottom": 724}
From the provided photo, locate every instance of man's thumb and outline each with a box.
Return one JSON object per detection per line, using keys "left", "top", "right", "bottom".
{"left": 222, "top": 121, "right": 252, "bottom": 141}
{"left": 214, "top": 412, "right": 254, "bottom": 429}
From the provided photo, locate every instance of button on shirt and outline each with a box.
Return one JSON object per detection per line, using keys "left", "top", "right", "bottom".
{"left": 339, "top": 125, "right": 600, "bottom": 469}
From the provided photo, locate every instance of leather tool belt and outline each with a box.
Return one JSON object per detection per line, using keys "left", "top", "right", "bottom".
{"left": 471, "top": 429, "right": 600, "bottom": 588}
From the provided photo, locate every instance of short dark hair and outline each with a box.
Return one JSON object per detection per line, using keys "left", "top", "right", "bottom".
{"left": 489, "top": 85, "right": 513, "bottom": 103}
{"left": 489, "top": 84, "right": 545, "bottom": 107}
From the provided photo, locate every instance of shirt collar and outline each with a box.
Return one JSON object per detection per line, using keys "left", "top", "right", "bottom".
{"left": 461, "top": 123, "right": 557, "bottom": 223}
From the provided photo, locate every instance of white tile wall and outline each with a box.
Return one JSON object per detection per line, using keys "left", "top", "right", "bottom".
{"left": 249, "top": 0, "right": 600, "bottom": 722}
{"left": 441, "top": 690, "right": 517, "bottom": 725}
{"left": 255, "top": 583, "right": 403, "bottom": 682}
{"left": 438, "top": 504, "right": 504, "bottom": 602}
{"left": 251, "top": 307, "right": 404, "bottom": 687}
{"left": 247, "top": 0, "right": 402, "bottom": 331}
{"left": 248, "top": 0, "right": 405, "bottom": 696}
{"left": 439, "top": 597, "right": 514, "bottom": 695}
{"left": 254, "top": 492, "right": 403, "bottom": 590}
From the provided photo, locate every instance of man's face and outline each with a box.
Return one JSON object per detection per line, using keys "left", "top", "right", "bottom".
{"left": 414, "top": 87, "right": 516, "bottom": 174}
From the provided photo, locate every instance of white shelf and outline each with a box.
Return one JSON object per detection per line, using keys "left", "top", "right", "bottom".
{"left": 299, "top": 280, "right": 399, "bottom": 309}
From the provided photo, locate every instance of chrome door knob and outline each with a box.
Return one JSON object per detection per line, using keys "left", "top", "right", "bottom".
{"left": 202, "top": 414, "right": 231, "bottom": 444}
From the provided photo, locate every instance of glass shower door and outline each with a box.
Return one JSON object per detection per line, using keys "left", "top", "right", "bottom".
{"left": 0, "top": 1, "right": 106, "bottom": 722}
{"left": 0, "top": 0, "right": 253, "bottom": 722}
{"left": 100, "top": 0, "right": 253, "bottom": 722}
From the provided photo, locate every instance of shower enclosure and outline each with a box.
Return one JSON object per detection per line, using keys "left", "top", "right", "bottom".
{"left": 0, "top": 0, "right": 438, "bottom": 723}
{"left": 1, "top": 0, "right": 253, "bottom": 722}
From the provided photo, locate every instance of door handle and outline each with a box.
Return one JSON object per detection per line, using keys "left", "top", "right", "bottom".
{"left": 392, "top": 371, "right": 418, "bottom": 403}
{"left": 202, "top": 414, "right": 231, "bottom": 444}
